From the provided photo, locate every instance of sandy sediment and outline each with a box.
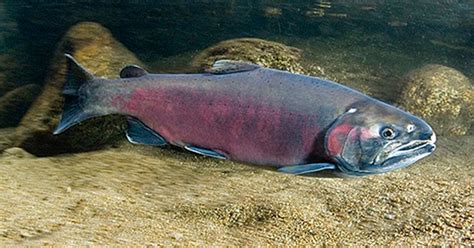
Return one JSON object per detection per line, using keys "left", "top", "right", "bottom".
{"left": 0, "top": 134, "right": 471, "bottom": 246}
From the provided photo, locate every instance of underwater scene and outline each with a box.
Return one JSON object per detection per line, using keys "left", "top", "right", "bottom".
{"left": 0, "top": 0, "right": 472, "bottom": 246}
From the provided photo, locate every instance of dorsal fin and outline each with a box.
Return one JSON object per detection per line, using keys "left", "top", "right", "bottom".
{"left": 120, "top": 65, "right": 148, "bottom": 78}
{"left": 205, "top": 60, "right": 260, "bottom": 74}
{"left": 63, "top": 54, "right": 94, "bottom": 95}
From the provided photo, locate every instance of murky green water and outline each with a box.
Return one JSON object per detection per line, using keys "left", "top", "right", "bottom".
{"left": 1, "top": 1, "right": 472, "bottom": 86}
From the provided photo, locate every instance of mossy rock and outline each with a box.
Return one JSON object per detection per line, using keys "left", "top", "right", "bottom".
{"left": 192, "top": 38, "right": 306, "bottom": 74}
{"left": 15, "top": 22, "right": 144, "bottom": 156}
{"left": 0, "top": 84, "right": 41, "bottom": 128}
{"left": 2, "top": 147, "right": 35, "bottom": 159}
{"left": 398, "top": 64, "right": 473, "bottom": 136}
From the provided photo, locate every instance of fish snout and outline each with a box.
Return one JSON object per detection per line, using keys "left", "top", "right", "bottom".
{"left": 412, "top": 117, "right": 436, "bottom": 145}
{"left": 419, "top": 130, "right": 435, "bottom": 143}
{"left": 429, "top": 131, "right": 436, "bottom": 144}
{"left": 415, "top": 124, "right": 436, "bottom": 154}
{"left": 426, "top": 132, "right": 437, "bottom": 153}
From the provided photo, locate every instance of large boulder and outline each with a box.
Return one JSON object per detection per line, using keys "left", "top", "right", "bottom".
{"left": 192, "top": 38, "right": 306, "bottom": 74}
{"left": 398, "top": 64, "right": 473, "bottom": 136}
{"left": 15, "top": 22, "right": 144, "bottom": 156}
{"left": 0, "top": 84, "right": 41, "bottom": 128}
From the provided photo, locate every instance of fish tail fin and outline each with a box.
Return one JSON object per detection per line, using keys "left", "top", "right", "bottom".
{"left": 53, "top": 54, "right": 98, "bottom": 135}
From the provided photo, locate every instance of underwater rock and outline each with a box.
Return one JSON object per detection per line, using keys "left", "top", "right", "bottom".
{"left": 15, "top": 22, "right": 144, "bottom": 156}
{"left": 2, "top": 147, "right": 35, "bottom": 159}
{"left": 192, "top": 38, "right": 306, "bottom": 74}
{"left": 0, "top": 128, "right": 16, "bottom": 152}
{"left": 399, "top": 64, "right": 473, "bottom": 136}
{"left": 0, "top": 84, "right": 41, "bottom": 128}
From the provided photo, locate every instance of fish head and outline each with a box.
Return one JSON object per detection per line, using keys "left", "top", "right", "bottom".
{"left": 325, "top": 101, "right": 436, "bottom": 176}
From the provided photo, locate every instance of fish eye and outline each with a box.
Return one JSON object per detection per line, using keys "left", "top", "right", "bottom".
{"left": 380, "top": 127, "right": 397, "bottom": 140}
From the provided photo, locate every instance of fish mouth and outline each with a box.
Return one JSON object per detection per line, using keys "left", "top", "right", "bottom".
{"left": 381, "top": 138, "right": 436, "bottom": 170}
{"left": 335, "top": 132, "right": 436, "bottom": 176}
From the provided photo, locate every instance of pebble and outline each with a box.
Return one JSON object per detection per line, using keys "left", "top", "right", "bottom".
{"left": 384, "top": 213, "right": 396, "bottom": 220}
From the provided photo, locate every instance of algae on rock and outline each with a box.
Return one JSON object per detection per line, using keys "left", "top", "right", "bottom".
{"left": 398, "top": 64, "right": 473, "bottom": 136}
{"left": 15, "top": 22, "right": 144, "bottom": 156}
{"left": 192, "top": 38, "right": 306, "bottom": 74}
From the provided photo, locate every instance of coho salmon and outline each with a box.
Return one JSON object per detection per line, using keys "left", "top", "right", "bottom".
{"left": 54, "top": 54, "right": 436, "bottom": 176}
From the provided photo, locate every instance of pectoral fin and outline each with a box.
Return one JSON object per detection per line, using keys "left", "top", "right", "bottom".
{"left": 126, "top": 117, "right": 167, "bottom": 146}
{"left": 278, "top": 163, "right": 336, "bottom": 175}
{"left": 184, "top": 145, "right": 227, "bottom": 159}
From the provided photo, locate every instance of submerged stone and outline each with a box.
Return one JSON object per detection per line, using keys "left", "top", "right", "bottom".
{"left": 2, "top": 147, "right": 35, "bottom": 159}
{"left": 192, "top": 38, "right": 306, "bottom": 74}
{"left": 15, "top": 22, "right": 144, "bottom": 156}
{"left": 0, "top": 128, "right": 16, "bottom": 152}
{"left": 398, "top": 64, "right": 473, "bottom": 136}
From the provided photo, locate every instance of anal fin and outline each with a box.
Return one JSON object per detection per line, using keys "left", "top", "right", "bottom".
{"left": 126, "top": 117, "right": 167, "bottom": 146}
{"left": 184, "top": 145, "right": 227, "bottom": 159}
{"left": 278, "top": 163, "right": 336, "bottom": 175}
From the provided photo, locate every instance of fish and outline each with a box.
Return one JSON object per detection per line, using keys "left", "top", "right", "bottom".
{"left": 54, "top": 54, "right": 436, "bottom": 177}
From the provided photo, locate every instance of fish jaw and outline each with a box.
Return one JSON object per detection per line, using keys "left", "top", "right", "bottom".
{"left": 324, "top": 100, "right": 437, "bottom": 176}
{"left": 377, "top": 134, "right": 436, "bottom": 171}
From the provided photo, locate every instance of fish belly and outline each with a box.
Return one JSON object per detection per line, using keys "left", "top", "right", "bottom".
{"left": 119, "top": 86, "right": 321, "bottom": 166}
